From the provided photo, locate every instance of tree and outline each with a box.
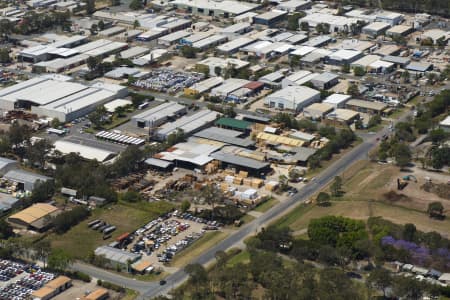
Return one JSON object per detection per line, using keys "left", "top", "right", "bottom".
{"left": 53, "top": 206, "right": 90, "bottom": 234}
{"left": 114, "top": 105, "right": 126, "bottom": 118}
{"left": 33, "top": 240, "right": 51, "bottom": 267}
{"left": 48, "top": 249, "right": 73, "bottom": 271}
{"left": 200, "top": 184, "right": 225, "bottom": 217}
{"left": 185, "top": 264, "right": 208, "bottom": 295}
{"left": 25, "top": 138, "right": 54, "bottom": 169}
{"left": 287, "top": 12, "right": 305, "bottom": 31}
{"left": 88, "top": 106, "right": 107, "bottom": 129}
{"left": 180, "top": 45, "right": 196, "bottom": 58}
{"left": 223, "top": 106, "right": 236, "bottom": 118}
{"left": 367, "top": 115, "right": 382, "bottom": 128}
{"left": 330, "top": 176, "right": 342, "bottom": 197}
{"left": 393, "top": 143, "right": 411, "bottom": 169}
{"left": 428, "top": 129, "right": 448, "bottom": 145}
{"left": 341, "top": 63, "right": 350, "bottom": 73}
{"left": 393, "top": 276, "right": 424, "bottom": 300}
{"left": 300, "top": 21, "right": 309, "bottom": 31}
{"left": 316, "top": 192, "right": 331, "bottom": 206}
{"left": 30, "top": 180, "right": 55, "bottom": 203}
{"left": 367, "top": 268, "right": 392, "bottom": 298}
{"left": 288, "top": 168, "right": 302, "bottom": 182}
{"left": 347, "top": 83, "right": 359, "bottom": 97}
{"left": 403, "top": 223, "right": 416, "bottom": 241}
{"left": 427, "top": 201, "right": 444, "bottom": 218}
{"left": 85, "top": 0, "right": 96, "bottom": 14}
{"left": 129, "top": 0, "right": 143, "bottom": 10}
{"left": 133, "top": 20, "right": 140, "bottom": 29}
{"left": 8, "top": 122, "right": 31, "bottom": 152}
{"left": 214, "top": 66, "right": 222, "bottom": 77}
{"left": 98, "top": 20, "right": 105, "bottom": 31}
{"left": 353, "top": 66, "right": 365, "bottom": 76}
{"left": 278, "top": 175, "right": 289, "bottom": 192}
{"left": 87, "top": 56, "right": 102, "bottom": 71}
{"left": 0, "top": 48, "right": 11, "bottom": 63}
{"left": 0, "top": 219, "right": 13, "bottom": 240}
{"left": 110, "top": 0, "right": 120, "bottom": 5}
{"left": 180, "top": 200, "right": 191, "bottom": 212}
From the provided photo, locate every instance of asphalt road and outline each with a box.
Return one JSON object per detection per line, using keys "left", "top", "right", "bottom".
{"left": 72, "top": 133, "right": 377, "bottom": 299}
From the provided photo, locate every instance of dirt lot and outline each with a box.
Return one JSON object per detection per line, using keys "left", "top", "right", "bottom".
{"left": 342, "top": 161, "right": 450, "bottom": 213}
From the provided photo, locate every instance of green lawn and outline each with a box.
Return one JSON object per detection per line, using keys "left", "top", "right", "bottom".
{"left": 240, "top": 214, "right": 256, "bottom": 224}
{"left": 226, "top": 250, "right": 250, "bottom": 267}
{"left": 47, "top": 201, "right": 174, "bottom": 259}
{"left": 254, "top": 198, "right": 279, "bottom": 213}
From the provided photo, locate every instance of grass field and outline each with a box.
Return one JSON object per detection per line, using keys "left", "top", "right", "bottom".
{"left": 226, "top": 250, "right": 250, "bottom": 267}
{"left": 254, "top": 198, "right": 279, "bottom": 213}
{"left": 169, "top": 231, "right": 228, "bottom": 268}
{"left": 46, "top": 201, "right": 174, "bottom": 259}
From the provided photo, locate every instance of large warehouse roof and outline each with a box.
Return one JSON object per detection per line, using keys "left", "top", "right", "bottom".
{"left": 53, "top": 140, "right": 117, "bottom": 162}
{"left": 8, "top": 203, "right": 58, "bottom": 225}
{"left": 210, "top": 151, "right": 269, "bottom": 170}
{"left": 171, "top": 0, "right": 258, "bottom": 15}
{"left": 132, "top": 102, "right": 186, "bottom": 124}
{"left": 3, "top": 169, "right": 51, "bottom": 185}
{"left": 95, "top": 246, "right": 141, "bottom": 264}
{"left": 156, "top": 109, "right": 219, "bottom": 138}
{"left": 193, "top": 127, "right": 255, "bottom": 147}
{"left": 0, "top": 77, "right": 87, "bottom": 106}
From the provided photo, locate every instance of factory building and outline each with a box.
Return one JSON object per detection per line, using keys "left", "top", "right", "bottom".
{"left": 3, "top": 169, "right": 52, "bottom": 192}
{"left": 0, "top": 77, "right": 127, "bottom": 122}
{"left": 310, "top": 72, "right": 339, "bottom": 90}
{"left": 253, "top": 10, "right": 287, "bottom": 27}
{"left": 197, "top": 57, "right": 249, "bottom": 77}
{"left": 8, "top": 203, "right": 59, "bottom": 231}
{"left": 171, "top": 0, "right": 259, "bottom": 18}
{"left": 154, "top": 109, "right": 219, "bottom": 141}
{"left": 131, "top": 102, "right": 187, "bottom": 128}
{"left": 299, "top": 13, "right": 359, "bottom": 33}
{"left": 217, "top": 37, "right": 255, "bottom": 54}
{"left": 264, "top": 86, "right": 320, "bottom": 111}
{"left": 362, "top": 22, "right": 391, "bottom": 37}
{"left": 184, "top": 77, "right": 224, "bottom": 96}
{"left": 326, "top": 49, "right": 363, "bottom": 65}
{"left": 277, "top": 0, "right": 311, "bottom": 12}
{"left": 375, "top": 11, "right": 404, "bottom": 26}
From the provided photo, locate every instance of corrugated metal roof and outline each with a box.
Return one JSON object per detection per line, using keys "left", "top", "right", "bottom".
{"left": 210, "top": 151, "right": 269, "bottom": 170}
{"left": 215, "top": 118, "right": 252, "bottom": 130}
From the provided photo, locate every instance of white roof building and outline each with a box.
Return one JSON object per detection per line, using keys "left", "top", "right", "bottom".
{"left": 323, "top": 93, "right": 351, "bottom": 108}
{"left": 264, "top": 85, "right": 320, "bottom": 111}
{"left": 53, "top": 141, "right": 116, "bottom": 162}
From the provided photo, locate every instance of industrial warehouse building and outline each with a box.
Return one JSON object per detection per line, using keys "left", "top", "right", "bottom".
{"left": 8, "top": 203, "right": 59, "bottom": 231}
{"left": 132, "top": 102, "right": 187, "bottom": 128}
{"left": 53, "top": 141, "right": 117, "bottom": 163}
{"left": 95, "top": 246, "right": 141, "bottom": 271}
{"left": 170, "top": 0, "right": 259, "bottom": 18}
{"left": 0, "top": 77, "right": 127, "bottom": 122}
{"left": 154, "top": 109, "right": 219, "bottom": 141}
{"left": 3, "top": 169, "right": 52, "bottom": 192}
{"left": 0, "top": 157, "right": 18, "bottom": 176}
{"left": 184, "top": 77, "right": 224, "bottom": 96}
{"left": 264, "top": 86, "right": 320, "bottom": 111}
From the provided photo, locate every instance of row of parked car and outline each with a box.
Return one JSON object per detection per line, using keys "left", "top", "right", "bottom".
{"left": 158, "top": 233, "right": 203, "bottom": 263}
{"left": 0, "top": 260, "right": 25, "bottom": 282}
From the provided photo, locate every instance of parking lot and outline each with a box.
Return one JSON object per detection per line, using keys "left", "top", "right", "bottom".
{"left": 0, "top": 260, "right": 55, "bottom": 300}
{"left": 117, "top": 211, "right": 221, "bottom": 270}
{"left": 132, "top": 69, "right": 205, "bottom": 93}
